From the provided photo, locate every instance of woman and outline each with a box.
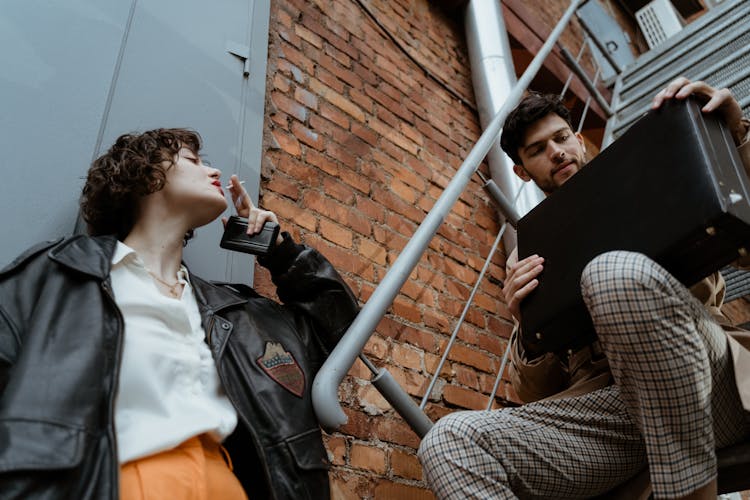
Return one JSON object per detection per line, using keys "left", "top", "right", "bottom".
{"left": 0, "top": 128, "right": 359, "bottom": 499}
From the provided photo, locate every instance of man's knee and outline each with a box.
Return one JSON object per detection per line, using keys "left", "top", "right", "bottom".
{"left": 419, "top": 411, "right": 496, "bottom": 467}
{"left": 581, "top": 250, "right": 667, "bottom": 299}
{"left": 420, "top": 412, "right": 473, "bottom": 459}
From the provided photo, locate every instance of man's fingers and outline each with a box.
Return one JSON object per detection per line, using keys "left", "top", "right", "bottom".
{"left": 513, "top": 278, "right": 539, "bottom": 301}
{"left": 652, "top": 77, "right": 696, "bottom": 108}
{"left": 508, "top": 255, "right": 544, "bottom": 276}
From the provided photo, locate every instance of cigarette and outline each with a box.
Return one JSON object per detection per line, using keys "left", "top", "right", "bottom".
{"left": 225, "top": 180, "right": 246, "bottom": 189}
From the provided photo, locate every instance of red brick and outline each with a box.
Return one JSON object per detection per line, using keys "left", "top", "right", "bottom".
{"left": 291, "top": 121, "right": 324, "bottom": 150}
{"left": 272, "top": 91, "right": 307, "bottom": 123}
{"left": 320, "top": 218, "right": 353, "bottom": 248}
{"left": 374, "top": 480, "right": 435, "bottom": 500}
{"left": 359, "top": 159, "right": 390, "bottom": 185}
{"left": 276, "top": 59, "right": 305, "bottom": 84}
{"left": 306, "top": 151, "right": 370, "bottom": 194}
{"left": 372, "top": 186, "right": 424, "bottom": 225}
{"left": 424, "top": 352, "right": 452, "bottom": 378}
{"left": 448, "top": 343, "right": 494, "bottom": 373}
{"left": 350, "top": 443, "right": 386, "bottom": 473}
{"left": 294, "top": 86, "right": 318, "bottom": 110}
{"left": 324, "top": 434, "right": 347, "bottom": 466}
{"left": 390, "top": 448, "right": 423, "bottom": 481}
{"left": 322, "top": 177, "right": 355, "bottom": 205}
{"left": 294, "top": 23, "right": 323, "bottom": 48}
{"left": 487, "top": 315, "right": 514, "bottom": 339}
{"left": 357, "top": 384, "right": 390, "bottom": 415}
{"left": 391, "top": 343, "right": 422, "bottom": 371}
{"left": 270, "top": 129, "right": 301, "bottom": 157}
{"left": 270, "top": 154, "right": 317, "bottom": 188}
{"left": 310, "top": 77, "right": 365, "bottom": 122}
{"left": 348, "top": 358, "right": 373, "bottom": 380}
{"left": 400, "top": 280, "right": 435, "bottom": 308}
{"left": 263, "top": 193, "right": 317, "bottom": 231}
{"left": 423, "top": 309, "right": 450, "bottom": 333}
{"left": 325, "top": 142, "right": 358, "bottom": 169}
{"left": 329, "top": 472, "right": 368, "bottom": 500}
{"left": 265, "top": 175, "right": 300, "bottom": 201}
{"left": 364, "top": 334, "right": 389, "bottom": 360}
{"left": 443, "top": 384, "right": 490, "bottom": 410}
{"left": 320, "top": 102, "right": 350, "bottom": 130}
{"left": 277, "top": 25, "right": 302, "bottom": 48}
{"left": 316, "top": 66, "right": 346, "bottom": 94}
{"left": 373, "top": 415, "right": 421, "bottom": 448}
{"left": 453, "top": 364, "right": 479, "bottom": 389}
{"left": 359, "top": 239, "right": 387, "bottom": 266}
{"left": 273, "top": 73, "right": 291, "bottom": 93}
{"left": 351, "top": 122, "right": 378, "bottom": 147}
{"left": 320, "top": 53, "right": 363, "bottom": 89}
{"left": 392, "top": 297, "right": 421, "bottom": 324}
{"left": 280, "top": 43, "right": 314, "bottom": 74}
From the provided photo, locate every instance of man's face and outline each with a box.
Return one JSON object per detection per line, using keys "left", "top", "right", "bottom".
{"left": 512, "top": 113, "right": 587, "bottom": 194}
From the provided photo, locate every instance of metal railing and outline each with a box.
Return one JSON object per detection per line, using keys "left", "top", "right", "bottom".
{"left": 312, "top": 0, "right": 612, "bottom": 436}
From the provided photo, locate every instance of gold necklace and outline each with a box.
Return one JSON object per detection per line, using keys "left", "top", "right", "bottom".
{"left": 146, "top": 269, "right": 182, "bottom": 297}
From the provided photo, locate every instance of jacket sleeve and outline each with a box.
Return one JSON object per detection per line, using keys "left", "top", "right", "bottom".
{"left": 257, "top": 233, "right": 359, "bottom": 351}
{"left": 0, "top": 304, "right": 21, "bottom": 394}
{"left": 0, "top": 240, "right": 58, "bottom": 394}
{"left": 731, "top": 119, "right": 750, "bottom": 269}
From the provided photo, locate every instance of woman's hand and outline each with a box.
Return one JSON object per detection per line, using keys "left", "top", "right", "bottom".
{"left": 224, "top": 174, "right": 284, "bottom": 245}
{"left": 652, "top": 77, "right": 746, "bottom": 145}
{"left": 503, "top": 248, "right": 544, "bottom": 323}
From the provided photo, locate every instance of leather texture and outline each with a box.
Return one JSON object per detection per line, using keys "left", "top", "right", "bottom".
{"left": 0, "top": 233, "right": 359, "bottom": 500}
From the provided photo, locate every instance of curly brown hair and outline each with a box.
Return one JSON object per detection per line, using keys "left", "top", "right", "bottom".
{"left": 81, "top": 128, "right": 202, "bottom": 241}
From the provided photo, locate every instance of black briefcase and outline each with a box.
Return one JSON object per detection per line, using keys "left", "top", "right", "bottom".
{"left": 517, "top": 98, "right": 750, "bottom": 353}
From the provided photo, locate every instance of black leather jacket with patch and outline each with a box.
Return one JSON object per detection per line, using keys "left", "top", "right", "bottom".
{"left": 0, "top": 233, "right": 359, "bottom": 499}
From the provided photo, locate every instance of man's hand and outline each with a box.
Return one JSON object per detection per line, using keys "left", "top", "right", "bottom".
{"left": 224, "top": 174, "right": 284, "bottom": 245}
{"left": 652, "top": 77, "right": 747, "bottom": 145}
{"left": 503, "top": 248, "right": 544, "bottom": 323}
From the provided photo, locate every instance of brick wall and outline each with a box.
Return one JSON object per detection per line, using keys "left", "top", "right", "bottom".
{"left": 253, "top": 0, "right": 515, "bottom": 497}
{"left": 251, "top": 0, "right": 750, "bottom": 498}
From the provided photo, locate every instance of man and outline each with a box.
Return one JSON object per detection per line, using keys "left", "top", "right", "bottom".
{"left": 418, "top": 78, "right": 750, "bottom": 499}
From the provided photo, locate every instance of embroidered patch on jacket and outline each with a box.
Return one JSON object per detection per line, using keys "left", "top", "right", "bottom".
{"left": 257, "top": 342, "right": 305, "bottom": 398}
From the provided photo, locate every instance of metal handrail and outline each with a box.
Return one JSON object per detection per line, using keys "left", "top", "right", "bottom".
{"left": 312, "top": 0, "right": 586, "bottom": 432}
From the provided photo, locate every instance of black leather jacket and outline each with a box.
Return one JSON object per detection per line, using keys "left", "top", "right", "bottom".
{"left": 0, "top": 234, "right": 359, "bottom": 499}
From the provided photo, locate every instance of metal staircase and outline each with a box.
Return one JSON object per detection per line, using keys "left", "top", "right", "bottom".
{"left": 604, "top": 0, "right": 750, "bottom": 145}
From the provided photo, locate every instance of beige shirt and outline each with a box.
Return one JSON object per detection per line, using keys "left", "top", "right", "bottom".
{"left": 110, "top": 242, "right": 237, "bottom": 464}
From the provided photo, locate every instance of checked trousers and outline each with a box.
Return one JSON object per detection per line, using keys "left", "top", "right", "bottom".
{"left": 419, "top": 251, "right": 750, "bottom": 499}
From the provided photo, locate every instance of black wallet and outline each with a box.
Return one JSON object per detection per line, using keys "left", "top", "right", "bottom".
{"left": 220, "top": 216, "right": 280, "bottom": 256}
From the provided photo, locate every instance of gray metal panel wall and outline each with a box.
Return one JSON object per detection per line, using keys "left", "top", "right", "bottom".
{"left": 0, "top": 0, "right": 270, "bottom": 285}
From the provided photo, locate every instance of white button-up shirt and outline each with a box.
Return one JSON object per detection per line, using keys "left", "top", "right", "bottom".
{"left": 110, "top": 241, "right": 238, "bottom": 464}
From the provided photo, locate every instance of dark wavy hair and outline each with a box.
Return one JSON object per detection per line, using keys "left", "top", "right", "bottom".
{"left": 500, "top": 92, "right": 573, "bottom": 165}
{"left": 81, "top": 128, "right": 202, "bottom": 241}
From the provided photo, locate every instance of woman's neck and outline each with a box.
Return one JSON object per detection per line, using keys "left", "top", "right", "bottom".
{"left": 123, "top": 220, "right": 186, "bottom": 281}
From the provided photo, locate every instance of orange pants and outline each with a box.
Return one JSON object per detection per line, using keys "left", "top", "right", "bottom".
{"left": 120, "top": 435, "right": 248, "bottom": 500}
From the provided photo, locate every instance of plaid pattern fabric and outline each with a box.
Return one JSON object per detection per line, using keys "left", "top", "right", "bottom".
{"left": 419, "top": 251, "right": 750, "bottom": 499}
{"left": 582, "top": 251, "right": 750, "bottom": 497}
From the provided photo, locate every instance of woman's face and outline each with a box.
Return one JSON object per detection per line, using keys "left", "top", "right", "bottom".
{"left": 160, "top": 146, "right": 228, "bottom": 228}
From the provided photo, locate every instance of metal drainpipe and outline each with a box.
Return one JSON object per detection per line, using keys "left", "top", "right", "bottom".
{"left": 464, "top": 0, "right": 544, "bottom": 249}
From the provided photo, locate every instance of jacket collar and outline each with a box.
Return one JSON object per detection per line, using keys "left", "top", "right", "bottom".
{"left": 48, "top": 235, "right": 118, "bottom": 280}
{"left": 48, "top": 234, "right": 248, "bottom": 311}
{"left": 190, "top": 273, "right": 248, "bottom": 313}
